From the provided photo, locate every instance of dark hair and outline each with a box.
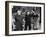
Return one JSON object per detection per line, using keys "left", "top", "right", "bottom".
{"left": 22, "top": 8, "right": 25, "bottom": 12}
{"left": 33, "top": 7, "right": 36, "bottom": 11}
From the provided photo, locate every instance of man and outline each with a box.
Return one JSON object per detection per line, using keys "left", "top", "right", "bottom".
{"left": 14, "top": 10, "right": 24, "bottom": 31}
{"left": 31, "top": 9, "right": 39, "bottom": 30}
{"left": 24, "top": 11, "right": 32, "bottom": 30}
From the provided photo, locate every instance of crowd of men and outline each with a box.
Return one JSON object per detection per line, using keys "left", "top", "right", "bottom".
{"left": 12, "top": 7, "right": 41, "bottom": 31}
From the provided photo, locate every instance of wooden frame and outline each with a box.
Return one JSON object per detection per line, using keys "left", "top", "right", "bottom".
{"left": 5, "top": 1, "right": 45, "bottom": 36}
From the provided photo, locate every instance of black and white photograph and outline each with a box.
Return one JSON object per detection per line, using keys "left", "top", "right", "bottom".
{"left": 12, "top": 6, "right": 41, "bottom": 31}
{"left": 5, "top": 1, "right": 45, "bottom": 36}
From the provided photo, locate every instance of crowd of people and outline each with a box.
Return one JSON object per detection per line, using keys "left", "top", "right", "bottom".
{"left": 12, "top": 7, "right": 41, "bottom": 31}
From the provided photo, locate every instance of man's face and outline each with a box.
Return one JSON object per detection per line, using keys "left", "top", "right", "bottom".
{"left": 17, "top": 10, "right": 21, "bottom": 15}
{"left": 27, "top": 12, "right": 30, "bottom": 15}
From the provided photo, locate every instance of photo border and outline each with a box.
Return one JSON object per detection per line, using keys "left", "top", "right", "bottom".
{"left": 5, "top": 1, "right": 45, "bottom": 36}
